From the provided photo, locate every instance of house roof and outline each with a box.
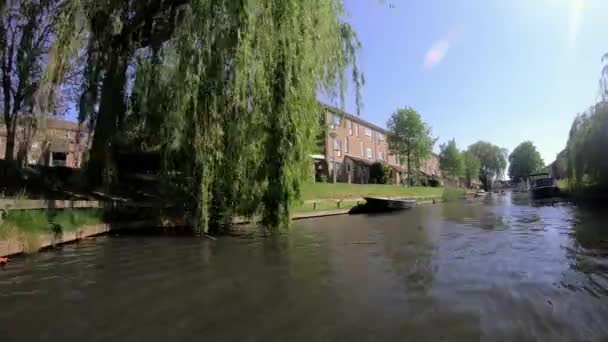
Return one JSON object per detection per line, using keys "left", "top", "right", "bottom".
{"left": 322, "top": 103, "right": 388, "bottom": 134}
{"left": 344, "top": 155, "right": 405, "bottom": 172}
{"left": 344, "top": 155, "right": 374, "bottom": 166}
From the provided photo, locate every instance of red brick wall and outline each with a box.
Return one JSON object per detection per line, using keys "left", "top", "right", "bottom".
{"left": 324, "top": 112, "right": 399, "bottom": 167}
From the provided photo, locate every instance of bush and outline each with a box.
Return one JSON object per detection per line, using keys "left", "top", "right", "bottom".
{"left": 442, "top": 187, "right": 467, "bottom": 202}
{"left": 370, "top": 162, "right": 390, "bottom": 184}
{"left": 429, "top": 178, "right": 442, "bottom": 187}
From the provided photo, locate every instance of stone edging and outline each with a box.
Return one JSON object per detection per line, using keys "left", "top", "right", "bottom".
{"left": 0, "top": 221, "right": 164, "bottom": 257}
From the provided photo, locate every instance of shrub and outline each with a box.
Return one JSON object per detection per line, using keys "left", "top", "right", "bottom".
{"left": 429, "top": 178, "right": 442, "bottom": 187}
{"left": 442, "top": 186, "right": 467, "bottom": 202}
{"left": 370, "top": 162, "right": 390, "bottom": 184}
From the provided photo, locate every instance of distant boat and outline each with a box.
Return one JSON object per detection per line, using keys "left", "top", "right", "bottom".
{"left": 528, "top": 173, "right": 559, "bottom": 199}
{"left": 363, "top": 197, "right": 416, "bottom": 211}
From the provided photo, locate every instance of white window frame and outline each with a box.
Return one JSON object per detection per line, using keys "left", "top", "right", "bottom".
{"left": 360, "top": 141, "right": 364, "bottom": 157}
{"left": 365, "top": 128, "right": 372, "bottom": 139}
{"left": 344, "top": 138, "right": 349, "bottom": 154}
{"left": 334, "top": 138, "right": 341, "bottom": 157}
{"left": 366, "top": 147, "right": 373, "bottom": 160}
{"left": 355, "top": 123, "right": 359, "bottom": 137}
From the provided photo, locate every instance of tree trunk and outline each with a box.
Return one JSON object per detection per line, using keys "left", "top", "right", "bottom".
{"left": 3, "top": 117, "right": 16, "bottom": 161}
{"left": 87, "top": 48, "right": 129, "bottom": 187}
{"left": 407, "top": 151, "right": 412, "bottom": 187}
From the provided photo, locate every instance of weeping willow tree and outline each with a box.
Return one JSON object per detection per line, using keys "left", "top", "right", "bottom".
{"left": 563, "top": 54, "right": 608, "bottom": 192}
{"left": 565, "top": 103, "right": 608, "bottom": 191}
{"left": 43, "top": 0, "right": 363, "bottom": 233}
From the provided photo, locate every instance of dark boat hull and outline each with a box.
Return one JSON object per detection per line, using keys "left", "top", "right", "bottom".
{"left": 531, "top": 186, "right": 559, "bottom": 199}
{"left": 363, "top": 197, "right": 416, "bottom": 212}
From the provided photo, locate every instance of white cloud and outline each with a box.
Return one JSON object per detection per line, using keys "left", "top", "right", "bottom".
{"left": 423, "top": 39, "right": 450, "bottom": 69}
{"left": 568, "top": 0, "right": 584, "bottom": 48}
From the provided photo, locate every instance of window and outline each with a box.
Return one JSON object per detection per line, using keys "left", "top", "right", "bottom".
{"left": 334, "top": 138, "right": 341, "bottom": 157}
{"left": 366, "top": 148, "right": 373, "bottom": 159}
{"left": 365, "top": 128, "right": 372, "bottom": 139}
{"left": 355, "top": 123, "right": 359, "bottom": 137}
{"left": 344, "top": 138, "right": 349, "bottom": 154}
{"left": 377, "top": 133, "right": 384, "bottom": 144}
{"left": 360, "top": 142, "right": 364, "bottom": 157}
{"left": 347, "top": 120, "right": 352, "bottom": 135}
{"left": 332, "top": 114, "right": 341, "bottom": 126}
{"left": 50, "top": 152, "right": 67, "bottom": 167}
{"left": 379, "top": 151, "right": 384, "bottom": 161}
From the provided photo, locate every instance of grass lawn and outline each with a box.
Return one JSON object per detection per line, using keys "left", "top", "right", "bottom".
{"left": 0, "top": 209, "right": 103, "bottom": 239}
{"left": 300, "top": 182, "right": 444, "bottom": 200}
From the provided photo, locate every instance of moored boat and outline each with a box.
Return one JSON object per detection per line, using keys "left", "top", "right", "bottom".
{"left": 528, "top": 173, "right": 559, "bottom": 199}
{"left": 363, "top": 197, "right": 416, "bottom": 211}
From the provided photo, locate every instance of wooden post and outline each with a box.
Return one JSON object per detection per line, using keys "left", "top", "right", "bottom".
{"left": 313, "top": 202, "right": 317, "bottom": 211}
{"left": 337, "top": 200, "right": 341, "bottom": 209}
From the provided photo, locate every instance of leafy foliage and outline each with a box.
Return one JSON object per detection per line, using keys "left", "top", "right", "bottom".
{"left": 551, "top": 149, "right": 568, "bottom": 180}
{"left": 386, "top": 107, "right": 435, "bottom": 186}
{"left": 467, "top": 141, "right": 507, "bottom": 190}
{"left": 0, "top": 0, "right": 65, "bottom": 161}
{"left": 439, "top": 138, "right": 464, "bottom": 179}
{"left": 442, "top": 186, "right": 467, "bottom": 202}
{"left": 46, "top": 0, "right": 364, "bottom": 234}
{"left": 369, "top": 162, "right": 390, "bottom": 184}
{"left": 507, "top": 141, "right": 544, "bottom": 180}
{"left": 565, "top": 102, "right": 608, "bottom": 191}
{"left": 462, "top": 151, "right": 481, "bottom": 188}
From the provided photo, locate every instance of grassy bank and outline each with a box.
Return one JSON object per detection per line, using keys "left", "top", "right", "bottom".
{"left": 295, "top": 183, "right": 444, "bottom": 212}
{"left": 0, "top": 209, "right": 103, "bottom": 239}
{"left": 300, "top": 182, "right": 443, "bottom": 200}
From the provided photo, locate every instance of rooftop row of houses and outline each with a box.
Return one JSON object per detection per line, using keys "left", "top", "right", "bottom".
{"left": 314, "top": 106, "right": 441, "bottom": 185}
{"left": 1, "top": 109, "right": 444, "bottom": 188}
{"left": 0, "top": 118, "right": 89, "bottom": 168}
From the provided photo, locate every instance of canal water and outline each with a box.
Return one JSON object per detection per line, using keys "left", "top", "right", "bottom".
{"left": 1, "top": 193, "right": 608, "bottom": 341}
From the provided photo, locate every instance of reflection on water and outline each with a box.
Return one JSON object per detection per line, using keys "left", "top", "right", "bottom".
{"left": 1, "top": 192, "right": 608, "bottom": 341}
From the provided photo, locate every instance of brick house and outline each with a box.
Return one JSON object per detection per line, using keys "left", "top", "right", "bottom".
{"left": 0, "top": 118, "right": 89, "bottom": 168}
{"left": 316, "top": 105, "right": 441, "bottom": 185}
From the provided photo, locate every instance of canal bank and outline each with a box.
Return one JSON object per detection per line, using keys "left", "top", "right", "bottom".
{"left": 0, "top": 194, "right": 444, "bottom": 257}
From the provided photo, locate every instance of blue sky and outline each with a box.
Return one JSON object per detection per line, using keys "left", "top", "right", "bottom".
{"left": 333, "top": 0, "right": 608, "bottom": 164}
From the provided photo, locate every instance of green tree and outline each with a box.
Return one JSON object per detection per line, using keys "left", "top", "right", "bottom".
{"left": 0, "top": 0, "right": 62, "bottom": 161}
{"left": 370, "top": 162, "right": 390, "bottom": 184}
{"left": 462, "top": 151, "right": 481, "bottom": 188}
{"left": 439, "top": 138, "right": 464, "bottom": 179}
{"left": 566, "top": 102, "right": 608, "bottom": 190}
{"left": 508, "top": 141, "right": 544, "bottom": 181}
{"left": 386, "top": 107, "right": 435, "bottom": 186}
{"left": 467, "top": 141, "right": 507, "bottom": 190}
{"left": 45, "top": 0, "right": 364, "bottom": 234}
